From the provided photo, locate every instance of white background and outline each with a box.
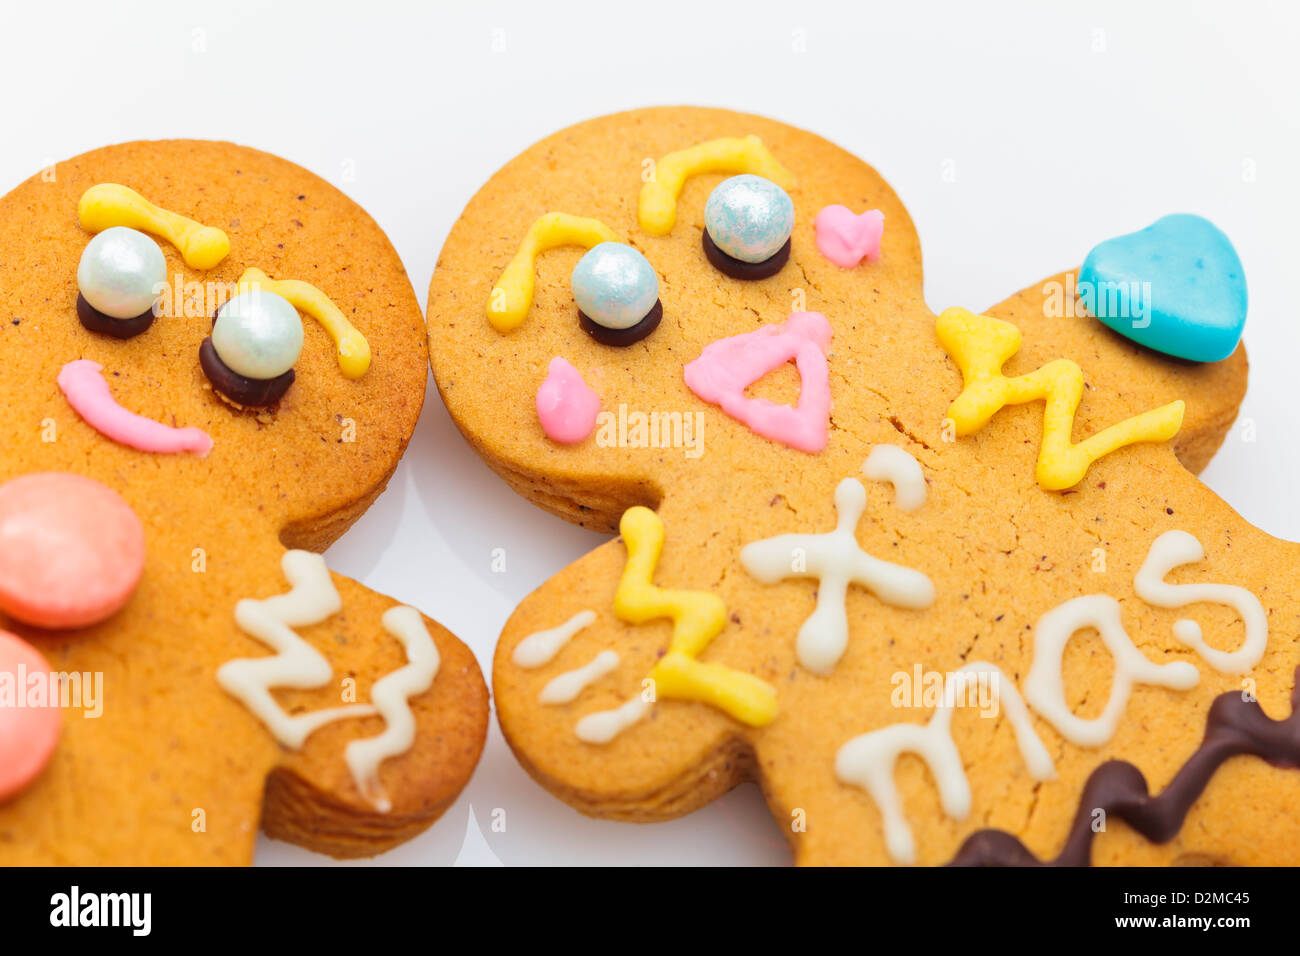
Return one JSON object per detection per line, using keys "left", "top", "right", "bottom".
{"left": 2, "top": 0, "right": 1296, "bottom": 866}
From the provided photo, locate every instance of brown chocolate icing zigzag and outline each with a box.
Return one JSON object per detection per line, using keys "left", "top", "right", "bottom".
{"left": 947, "top": 667, "right": 1300, "bottom": 866}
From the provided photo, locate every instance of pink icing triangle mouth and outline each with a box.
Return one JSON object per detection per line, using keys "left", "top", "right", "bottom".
{"left": 683, "top": 311, "right": 833, "bottom": 453}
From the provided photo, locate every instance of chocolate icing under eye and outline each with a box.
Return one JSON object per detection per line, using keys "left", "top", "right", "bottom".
{"left": 76, "top": 293, "right": 155, "bottom": 339}
{"left": 199, "top": 336, "right": 294, "bottom": 408}
{"left": 947, "top": 667, "right": 1300, "bottom": 866}
{"left": 579, "top": 299, "right": 663, "bottom": 347}
{"left": 702, "top": 231, "right": 790, "bottom": 280}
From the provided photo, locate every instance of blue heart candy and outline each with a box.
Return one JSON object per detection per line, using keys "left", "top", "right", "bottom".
{"left": 1079, "top": 213, "right": 1247, "bottom": 362}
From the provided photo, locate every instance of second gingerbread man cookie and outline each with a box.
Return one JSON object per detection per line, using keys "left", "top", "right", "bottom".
{"left": 427, "top": 107, "right": 1299, "bottom": 865}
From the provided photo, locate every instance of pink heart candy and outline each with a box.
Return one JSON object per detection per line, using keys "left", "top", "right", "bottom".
{"left": 814, "top": 205, "right": 885, "bottom": 268}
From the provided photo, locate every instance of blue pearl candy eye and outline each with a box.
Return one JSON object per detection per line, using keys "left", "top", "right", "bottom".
{"left": 571, "top": 242, "right": 660, "bottom": 330}
{"left": 704, "top": 174, "right": 795, "bottom": 265}
{"left": 76, "top": 226, "right": 167, "bottom": 319}
{"left": 211, "top": 289, "right": 304, "bottom": 380}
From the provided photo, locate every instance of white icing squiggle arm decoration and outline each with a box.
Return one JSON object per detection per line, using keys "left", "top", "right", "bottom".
{"left": 1024, "top": 594, "right": 1199, "bottom": 748}
{"left": 862, "top": 444, "right": 926, "bottom": 512}
{"left": 217, "top": 551, "right": 376, "bottom": 748}
{"left": 539, "top": 650, "right": 619, "bottom": 705}
{"left": 219, "top": 552, "right": 443, "bottom": 813}
{"left": 513, "top": 610, "right": 596, "bottom": 668}
{"left": 345, "top": 605, "right": 441, "bottom": 813}
{"left": 1134, "top": 530, "right": 1268, "bottom": 675}
{"left": 836, "top": 662, "right": 1053, "bottom": 865}
{"left": 575, "top": 695, "right": 652, "bottom": 744}
{"left": 741, "top": 477, "right": 935, "bottom": 675}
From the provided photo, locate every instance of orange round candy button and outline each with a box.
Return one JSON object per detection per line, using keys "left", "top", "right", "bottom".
{"left": 0, "top": 473, "right": 145, "bottom": 629}
{"left": 0, "top": 630, "right": 61, "bottom": 800}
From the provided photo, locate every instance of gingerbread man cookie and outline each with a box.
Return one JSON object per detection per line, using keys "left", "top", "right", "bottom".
{"left": 0, "top": 141, "right": 487, "bottom": 864}
{"left": 427, "top": 107, "right": 1300, "bottom": 865}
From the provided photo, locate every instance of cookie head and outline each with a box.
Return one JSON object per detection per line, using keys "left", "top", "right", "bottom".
{"left": 429, "top": 108, "right": 927, "bottom": 529}
{"left": 4, "top": 154, "right": 427, "bottom": 543}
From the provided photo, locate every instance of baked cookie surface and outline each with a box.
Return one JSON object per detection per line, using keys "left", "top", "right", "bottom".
{"left": 426, "top": 107, "right": 1299, "bottom": 866}
{"left": 0, "top": 141, "right": 487, "bottom": 864}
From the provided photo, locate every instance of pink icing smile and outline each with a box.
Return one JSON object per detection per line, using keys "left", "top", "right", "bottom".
{"left": 536, "top": 357, "right": 601, "bottom": 445}
{"left": 57, "top": 359, "right": 213, "bottom": 456}
{"left": 683, "top": 311, "right": 832, "bottom": 453}
{"left": 814, "top": 205, "right": 885, "bottom": 268}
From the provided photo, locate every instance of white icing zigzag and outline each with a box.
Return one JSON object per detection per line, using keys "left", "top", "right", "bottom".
{"left": 217, "top": 551, "right": 375, "bottom": 747}
{"left": 217, "top": 550, "right": 439, "bottom": 812}
{"left": 346, "top": 605, "right": 441, "bottom": 813}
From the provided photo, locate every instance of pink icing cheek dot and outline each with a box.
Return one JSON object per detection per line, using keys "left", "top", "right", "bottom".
{"left": 0, "top": 473, "right": 146, "bottom": 629}
{"left": 0, "top": 630, "right": 62, "bottom": 801}
{"left": 536, "top": 358, "right": 601, "bottom": 445}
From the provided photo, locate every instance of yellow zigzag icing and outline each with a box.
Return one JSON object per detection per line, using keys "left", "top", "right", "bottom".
{"left": 937, "top": 308, "right": 1185, "bottom": 490}
{"left": 616, "top": 506, "right": 778, "bottom": 726}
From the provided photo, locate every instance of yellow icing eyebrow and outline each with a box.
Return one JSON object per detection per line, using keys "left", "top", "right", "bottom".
{"left": 616, "top": 506, "right": 778, "bottom": 727}
{"left": 79, "top": 183, "right": 230, "bottom": 270}
{"left": 937, "top": 308, "right": 1184, "bottom": 490}
{"left": 486, "top": 212, "right": 618, "bottom": 332}
{"left": 237, "top": 268, "right": 370, "bottom": 379}
{"left": 638, "top": 135, "right": 795, "bottom": 237}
